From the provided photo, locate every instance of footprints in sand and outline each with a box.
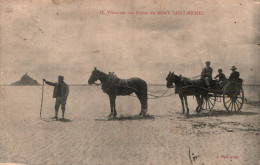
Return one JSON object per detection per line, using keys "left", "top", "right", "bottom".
{"left": 191, "top": 120, "right": 260, "bottom": 135}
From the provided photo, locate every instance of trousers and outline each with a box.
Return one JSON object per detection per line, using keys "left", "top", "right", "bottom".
{"left": 55, "top": 97, "right": 67, "bottom": 112}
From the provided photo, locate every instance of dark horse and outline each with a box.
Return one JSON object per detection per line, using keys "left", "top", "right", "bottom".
{"left": 88, "top": 67, "right": 148, "bottom": 117}
{"left": 166, "top": 71, "right": 211, "bottom": 115}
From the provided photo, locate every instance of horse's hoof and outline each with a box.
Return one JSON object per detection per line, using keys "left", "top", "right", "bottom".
{"left": 138, "top": 112, "right": 143, "bottom": 116}
{"left": 143, "top": 113, "right": 149, "bottom": 117}
{"left": 196, "top": 106, "right": 202, "bottom": 113}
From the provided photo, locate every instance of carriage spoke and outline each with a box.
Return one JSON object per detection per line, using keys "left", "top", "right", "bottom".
{"left": 234, "top": 102, "right": 238, "bottom": 110}
{"left": 233, "top": 102, "right": 237, "bottom": 111}
{"left": 236, "top": 100, "right": 242, "bottom": 107}
{"left": 225, "top": 98, "right": 231, "bottom": 104}
{"left": 235, "top": 101, "right": 241, "bottom": 110}
{"left": 207, "top": 100, "right": 210, "bottom": 108}
{"left": 209, "top": 98, "right": 215, "bottom": 103}
{"left": 209, "top": 99, "right": 214, "bottom": 107}
{"left": 206, "top": 100, "right": 208, "bottom": 109}
{"left": 233, "top": 102, "right": 239, "bottom": 111}
{"left": 208, "top": 100, "right": 212, "bottom": 108}
{"left": 231, "top": 102, "right": 233, "bottom": 111}
{"left": 236, "top": 99, "right": 242, "bottom": 105}
{"left": 227, "top": 101, "right": 232, "bottom": 110}
{"left": 237, "top": 98, "right": 243, "bottom": 103}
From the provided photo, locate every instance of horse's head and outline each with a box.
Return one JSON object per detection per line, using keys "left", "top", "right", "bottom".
{"left": 88, "top": 67, "right": 101, "bottom": 85}
{"left": 166, "top": 71, "right": 178, "bottom": 88}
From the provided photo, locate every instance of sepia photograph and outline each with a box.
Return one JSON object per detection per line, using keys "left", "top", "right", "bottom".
{"left": 0, "top": 0, "right": 259, "bottom": 164}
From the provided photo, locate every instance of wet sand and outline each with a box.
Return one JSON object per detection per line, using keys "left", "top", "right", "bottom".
{"left": 0, "top": 86, "right": 259, "bottom": 165}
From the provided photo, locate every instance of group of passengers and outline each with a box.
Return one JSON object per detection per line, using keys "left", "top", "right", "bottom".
{"left": 201, "top": 61, "right": 240, "bottom": 89}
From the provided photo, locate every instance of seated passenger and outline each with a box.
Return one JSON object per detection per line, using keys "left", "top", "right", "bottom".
{"left": 214, "top": 69, "right": 226, "bottom": 88}
{"left": 229, "top": 66, "right": 240, "bottom": 81}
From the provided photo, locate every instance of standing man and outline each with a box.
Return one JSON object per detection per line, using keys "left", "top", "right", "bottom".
{"left": 201, "top": 61, "right": 213, "bottom": 88}
{"left": 229, "top": 66, "right": 240, "bottom": 81}
{"left": 43, "top": 76, "right": 69, "bottom": 119}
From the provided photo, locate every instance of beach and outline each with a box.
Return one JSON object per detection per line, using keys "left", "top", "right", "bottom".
{"left": 0, "top": 85, "right": 259, "bottom": 165}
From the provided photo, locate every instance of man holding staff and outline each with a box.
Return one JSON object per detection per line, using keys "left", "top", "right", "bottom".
{"left": 43, "top": 76, "right": 69, "bottom": 119}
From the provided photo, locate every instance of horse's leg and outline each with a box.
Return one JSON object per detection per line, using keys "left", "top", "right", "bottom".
{"left": 195, "top": 95, "right": 202, "bottom": 113}
{"left": 179, "top": 95, "right": 185, "bottom": 114}
{"left": 112, "top": 96, "right": 117, "bottom": 117}
{"left": 109, "top": 95, "right": 117, "bottom": 117}
{"left": 184, "top": 95, "right": 189, "bottom": 115}
{"left": 136, "top": 92, "right": 147, "bottom": 116}
{"left": 108, "top": 96, "right": 113, "bottom": 117}
{"left": 195, "top": 95, "right": 202, "bottom": 106}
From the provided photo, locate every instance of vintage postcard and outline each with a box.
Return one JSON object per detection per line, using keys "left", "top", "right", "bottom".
{"left": 0, "top": 0, "right": 259, "bottom": 164}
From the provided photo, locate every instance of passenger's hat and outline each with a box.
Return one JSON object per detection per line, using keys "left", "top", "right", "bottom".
{"left": 230, "top": 66, "right": 237, "bottom": 70}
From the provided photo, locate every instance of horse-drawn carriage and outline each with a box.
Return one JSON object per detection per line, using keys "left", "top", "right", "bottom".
{"left": 166, "top": 72, "right": 244, "bottom": 114}
{"left": 88, "top": 67, "right": 245, "bottom": 116}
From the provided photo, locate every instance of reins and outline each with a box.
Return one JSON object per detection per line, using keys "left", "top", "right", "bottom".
{"left": 96, "top": 83, "right": 175, "bottom": 99}
{"left": 130, "top": 87, "right": 172, "bottom": 99}
{"left": 92, "top": 71, "right": 175, "bottom": 99}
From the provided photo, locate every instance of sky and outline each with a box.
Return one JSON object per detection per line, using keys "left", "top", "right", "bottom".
{"left": 0, "top": 0, "right": 259, "bottom": 84}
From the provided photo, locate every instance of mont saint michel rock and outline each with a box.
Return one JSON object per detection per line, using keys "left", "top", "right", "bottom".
{"left": 11, "top": 73, "right": 40, "bottom": 86}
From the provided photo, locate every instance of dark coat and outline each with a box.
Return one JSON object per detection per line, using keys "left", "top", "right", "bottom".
{"left": 229, "top": 71, "right": 240, "bottom": 80}
{"left": 45, "top": 81, "right": 69, "bottom": 98}
{"left": 215, "top": 73, "right": 226, "bottom": 81}
{"left": 201, "top": 66, "right": 213, "bottom": 79}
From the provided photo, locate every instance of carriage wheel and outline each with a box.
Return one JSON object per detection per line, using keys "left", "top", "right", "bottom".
{"left": 223, "top": 82, "right": 244, "bottom": 113}
{"left": 201, "top": 94, "right": 216, "bottom": 111}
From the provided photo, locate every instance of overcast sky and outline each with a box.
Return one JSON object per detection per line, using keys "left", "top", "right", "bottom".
{"left": 0, "top": 0, "right": 259, "bottom": 84}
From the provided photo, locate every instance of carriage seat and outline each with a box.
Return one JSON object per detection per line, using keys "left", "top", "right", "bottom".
{"left": 228, "top": 78, "right": 243, "bottom": 86}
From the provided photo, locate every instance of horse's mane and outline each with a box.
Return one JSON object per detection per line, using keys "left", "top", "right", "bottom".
{"left": 171, "top": 74, "right": 194, "bottom": 85}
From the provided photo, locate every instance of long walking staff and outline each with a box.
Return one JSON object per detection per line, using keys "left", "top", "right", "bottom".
{"left": 40, "top": 80, "right": 45, "bottom": 118}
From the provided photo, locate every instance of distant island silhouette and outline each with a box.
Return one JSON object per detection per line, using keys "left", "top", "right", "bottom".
{"left": 11, "top": 73, "right": 40, "bottom": 86}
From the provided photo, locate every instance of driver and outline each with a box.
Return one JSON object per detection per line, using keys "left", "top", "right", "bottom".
{"left": 201, "top": 61, "right": 213, "bottom": 88}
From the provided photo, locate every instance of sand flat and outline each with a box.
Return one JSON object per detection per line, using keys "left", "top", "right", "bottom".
{"left": 0, "top": 86, "right": 259, "bottom": 165}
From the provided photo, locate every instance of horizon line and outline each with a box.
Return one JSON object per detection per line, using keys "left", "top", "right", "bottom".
{"left": 1, "top": 84, "right": 260, "bottom": 86}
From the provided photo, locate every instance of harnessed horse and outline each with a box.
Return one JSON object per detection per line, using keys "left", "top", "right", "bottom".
{"left": 166, "top": 71, "right": 209, "bottom": 115}
{"left": 88, "top": 67, "right": 148, "bottom": 117}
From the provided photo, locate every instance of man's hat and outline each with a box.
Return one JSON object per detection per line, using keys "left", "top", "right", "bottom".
{"left": 58, "top": 75, "right": 64, "bottom": 79}
{"left": 206, "top": 61, "right": 210, "bottom": 64}
{"left": 230, "top": 66, "right": 237, "bottom": 70}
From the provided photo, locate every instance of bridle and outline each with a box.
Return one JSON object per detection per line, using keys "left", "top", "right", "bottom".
{"left": 93, "top": 70, "right": 102, "bottom": 86}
